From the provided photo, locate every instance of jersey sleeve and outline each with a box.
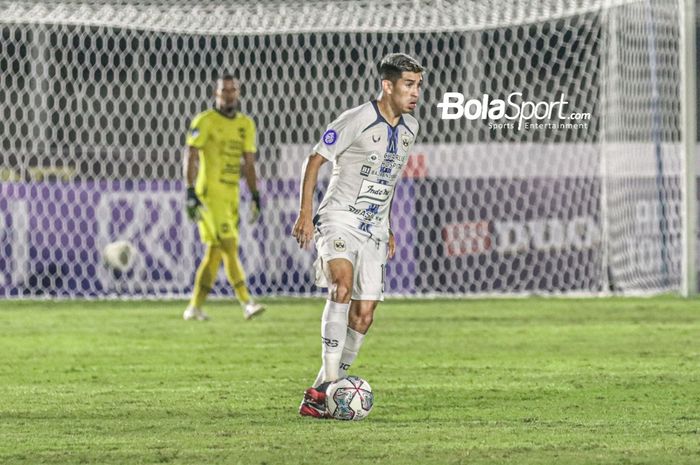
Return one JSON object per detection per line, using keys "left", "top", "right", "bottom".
{"left": 243, "top": 117, "right": 257, "bottom": 153}
{"left": 312, "top": 110, "right": 362, "bottom": 162}
{"left": 186, "top": 113, "right": 209, "bottom": 149}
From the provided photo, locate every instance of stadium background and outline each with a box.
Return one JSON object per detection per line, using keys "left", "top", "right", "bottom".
{"left": 0, "top": 1, "right": 696, "bottom": 297}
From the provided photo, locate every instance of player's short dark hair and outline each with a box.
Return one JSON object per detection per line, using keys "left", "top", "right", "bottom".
{"left": 378, "top": 53, "right": 424, "bottom": 83}
{"left": 216, "top": 74, "right": 238, "bottom": 84}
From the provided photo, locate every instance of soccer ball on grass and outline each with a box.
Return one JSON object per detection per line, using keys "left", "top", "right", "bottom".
{"left": 326, "top": 376, "right": 374, "bottom": 421}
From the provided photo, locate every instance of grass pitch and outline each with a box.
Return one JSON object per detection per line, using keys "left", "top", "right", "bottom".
{"left": 1, "top": 297, "right": 699, "bottom": 464}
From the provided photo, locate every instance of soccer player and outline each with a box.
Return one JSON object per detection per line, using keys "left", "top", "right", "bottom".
{"left": 182, "top": 75, "right": 265, "bottom": 321}
{"left": 292, "top": 53, "right": 423, "bottom": 417}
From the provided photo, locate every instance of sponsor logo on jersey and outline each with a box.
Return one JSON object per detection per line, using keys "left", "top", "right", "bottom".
{"left": 367, "top": 152, "right": 381, "bottom": 164}
{"left": 360, "top": 165, "right": 371, "bottom": 177}
{"left": 372, "top": 134, "right": 381, "bottom": 143}
{"left": 333, "top": 238, "right": 346, "bottom": 252}
{"left": 383, "top": 152, "right": 409, "bottom": 163}
{"left": 348, "top": 205, "right": 381, "bottom": 221}
{"left": 323, "top": 129, "right": 338, "bottom": 145}
{"left": 356, "top": 179, "right": 392, "bottom": 205}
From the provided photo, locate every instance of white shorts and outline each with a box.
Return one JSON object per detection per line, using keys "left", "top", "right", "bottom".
{"left": 314, "top": 223, "right": 387, "bottom": 301}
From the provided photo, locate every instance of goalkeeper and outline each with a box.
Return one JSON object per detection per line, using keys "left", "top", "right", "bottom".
{"left": 183, "top": 75, "right": 265, "bottom": 321}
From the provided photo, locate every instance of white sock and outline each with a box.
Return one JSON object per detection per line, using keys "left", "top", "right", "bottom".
{"left": 318, "top": 300, "right": 349, "bottom": 384}
{"left": 338, "top": 327, "right": 365, "bottom": 379}
{"left": 314, "top": 326, "right": 366, "bottom": 386}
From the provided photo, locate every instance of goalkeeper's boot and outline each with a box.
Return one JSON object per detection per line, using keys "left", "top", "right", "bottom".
{"left": 183, "top": 306, "right": 210, "bottom": 321}
{"left": 298, "top": 383, "right": 329, "bottom": 418}
{"left": 243, "top": 301, "right": 265, "bottom": 320}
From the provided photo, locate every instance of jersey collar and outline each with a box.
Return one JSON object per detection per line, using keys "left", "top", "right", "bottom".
{"left": 214, "top": 108, "right": 239, "bottom": 119}
{"left": 363, "top": 100, "right": 413, "bottom": 136}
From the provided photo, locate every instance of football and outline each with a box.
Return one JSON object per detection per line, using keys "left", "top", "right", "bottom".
{"left": 102, "top": 240, "right": 137, "bottom": 272}
{"left": 326, "top": 376, "right": 374, "bottom": 421}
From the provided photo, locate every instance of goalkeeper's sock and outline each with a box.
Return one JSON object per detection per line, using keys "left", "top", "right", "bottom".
{"left": 190, "top": 246, "right": 222, "bottom": 309}
{"left": 319, "top": 300, "right": 349, "bottom": 384}
{"left": 338, "top": 327, "right": 365, "bottom": 379}
{"left": 222, "top": 247, "right": 251, "bottom": 304}
{"left": 232, "top": 280, "right": 251, "bottom": 305}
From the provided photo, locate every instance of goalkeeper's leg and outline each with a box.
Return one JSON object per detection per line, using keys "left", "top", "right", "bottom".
{"left": 185, "top": 245, "right": 223, "bottom": 320}
{"left": 220, "top": 237, "right": 264, "bottom": 319}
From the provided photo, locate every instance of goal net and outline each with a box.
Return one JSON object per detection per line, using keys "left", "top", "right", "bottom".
{"left": 0, "top": 0, "right": 694, "bottom": 297}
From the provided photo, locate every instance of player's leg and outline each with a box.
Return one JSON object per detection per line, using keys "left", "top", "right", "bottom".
{"left": 319, "top": 257, "right": 354, "bottom": 381}
{"left": 335, "top": 237, "right": 387, "bottom": 376}
{"left": 300, "top": 227, "right": 358, "bottom": 418}
{"left": 185, "top": 199, "right": 222, "bottom": 320}
{"left": 219, "top": 236, "right": 264, "bottom": 319}
{"left": 302, "top": 257, "right": 354, "bottom": 418}
{"left": 184, "top": 244, "right": 223, "bottom": 320}
{"left": 338, "top": 299, "right": 378, "bottom": 378}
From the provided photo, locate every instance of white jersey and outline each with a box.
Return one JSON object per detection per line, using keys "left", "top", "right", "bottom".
{"left": 312, "top": 101, "right": 419, "bottom": 241}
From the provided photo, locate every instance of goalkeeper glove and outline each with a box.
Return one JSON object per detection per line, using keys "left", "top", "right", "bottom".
{"left": 186, "top": 187, "right": 202, "bottom": 221}
{"left": 249, "top": 191, "right": 261, "bottom": 224}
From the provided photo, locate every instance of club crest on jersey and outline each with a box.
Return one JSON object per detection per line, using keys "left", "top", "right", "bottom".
{"left": 367, "top": 152, "right": 381, "bottom": 164}
{"left": 333, "top": 238, "right": 346, "bottom": 252}
{"left": 323, "top": 129, "right": 338, "bottom": 145}
{"left": 401, "top": 134, "right": 412, "bottom": 150}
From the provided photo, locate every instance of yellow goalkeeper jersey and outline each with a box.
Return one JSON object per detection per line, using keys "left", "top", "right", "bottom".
{"left": 186, "top": 109, "right": 257, "bottom": 197}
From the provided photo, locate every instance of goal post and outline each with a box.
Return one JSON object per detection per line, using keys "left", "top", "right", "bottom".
{"left": 679, "top": 0, "right": 697, "bottom": 296}
{"left": 0, "top": 0, "right": 695, "bottom": 298}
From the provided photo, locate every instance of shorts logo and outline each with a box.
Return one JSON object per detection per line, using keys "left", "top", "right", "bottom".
{"left": 360, "top": 165, "right": 371, "bottom": 177}
{"left": 323, "top": 129, "right": 338, "bottom": 145}
{"left": 333, "top": 238, "right": 346, "bottom": 252}
{"left": 367, "top": 152, "right": 381, "bottom": 164}
{"left": 190, "top": 128, "right": 200, "bottom": 138}
{"left": 401, "top": 134, "right": 412, "bottom": 150}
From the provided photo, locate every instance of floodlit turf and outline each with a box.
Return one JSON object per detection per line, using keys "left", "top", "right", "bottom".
{"left": 1, "top": 297, "right": 699, "bottom": 465}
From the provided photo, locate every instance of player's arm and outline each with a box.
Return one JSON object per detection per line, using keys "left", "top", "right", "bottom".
{"left": 184, "top": 146, "right": 199, "bottom": 187}
{"left": 292, "top": 153, "right": 328, "bottom": 249}
{"left": 184, "top": 114, "right": 208, "bottom": 221}
{"left": 184, "top": 145, "right": 202, "bottom": 220}
{"left": 243, "top": 118, "right": 262, "bottom": 222}
{"left": 243, "top": 151, "right": 261, "bottom": 222}
{"left": 387, "top": 194, "right": 396, "bottom": 259}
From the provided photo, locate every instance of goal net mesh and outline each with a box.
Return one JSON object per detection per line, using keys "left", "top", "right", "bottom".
{"left": 0, "top": 0, "right": 689, "bottom": 297}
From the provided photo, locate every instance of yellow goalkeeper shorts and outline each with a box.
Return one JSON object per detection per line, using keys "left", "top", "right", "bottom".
{"left": 197, "top": 198, "right": 239, "bottom": 245}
